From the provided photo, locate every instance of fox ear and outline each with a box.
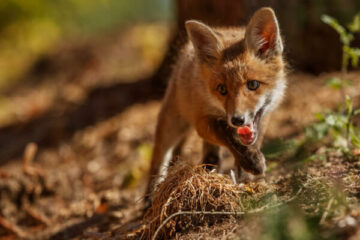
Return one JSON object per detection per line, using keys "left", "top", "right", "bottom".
{"left": 185, "top": 20, "right": 222, "bottom": 64}
{"left": 245, "top": 8, "right": 283, "bottom": 57}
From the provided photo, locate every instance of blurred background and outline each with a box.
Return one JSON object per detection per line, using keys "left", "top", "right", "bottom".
{"left": 0, "top": 0, "right": 172, "bottom": 88}
{"left": 0, "top": 1, "right": 360, "bottom": 239}
{"left": 1, "top": 0, "right": 359, "bottom": 158}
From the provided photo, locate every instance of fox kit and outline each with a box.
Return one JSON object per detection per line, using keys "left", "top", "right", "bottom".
{"left": 146, "top": 8, "right": 286, "bottom": 200}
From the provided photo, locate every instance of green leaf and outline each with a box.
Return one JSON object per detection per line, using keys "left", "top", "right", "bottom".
{"left": 351, "top": 48, "right": 360, "bottom": 67}
{"left": 351, "top": 132, "right": 360, "bottom": 148}
{"left": 314, "top": 112, "right": 325, "bottom": 121}
{"left": 321, "top": 14, "right": 353, "bottom": 45}
{"left": 334, "top": 135, "right": 348, "bottom": 148}
{"left": 137, "top": 143, "right": 153, "bottom": 163}
{"left": 354, "top": 109, "right": 360, "bottom": 116}
{"left": 345, "top": 95, "right": 353, "bottom": 116}
{"left": 321, "top": 15, "right": 345, "bottom": 35}
{"left": 344, "top": 46, "right": 360, "bottom": 67}
{"left": 262, "top": 138, "right": 298, "bottom": 159}
{"left": 304, "top": 154, "right": 317, "bottom": 163}
{"left": 323, "top": 113, "right": 347, "bottom": 131}
{"left": 306, "top": 122, "right": 329, "bottom": 140}
{"left": 352, "top": 56, "right": 359, "bottom": 67}
{"left": 326, "top": 77, "right": 342, "bottom": 89}
{"left": 348, "top": 13, "right": 360, "bottom": 33}
{"left": 325, "top": 115, "right": 335, "bottom": 126}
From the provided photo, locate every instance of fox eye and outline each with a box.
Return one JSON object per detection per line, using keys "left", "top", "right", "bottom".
{"left": 216, "top": 84, "right": 227, "bottom": 95}
{"left": 247, "top": 80, "right": 260, "bottom": 91}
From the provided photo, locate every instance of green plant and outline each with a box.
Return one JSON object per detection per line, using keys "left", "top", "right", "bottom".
{"left": 305, "top": 97, "right": 360, "bottom": 151}
{"left": 322, "top": 13, "right": 360, "bottom": 101}
{"left": 312, "top": 14, "right": 360, "bottom": 150}
{"left": 321, "top": 13, "right": 360, "bottom": 77}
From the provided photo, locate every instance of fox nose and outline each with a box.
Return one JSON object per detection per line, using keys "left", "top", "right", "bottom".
{"left": 231, "top": 115, "right": 245, "bottom": 126}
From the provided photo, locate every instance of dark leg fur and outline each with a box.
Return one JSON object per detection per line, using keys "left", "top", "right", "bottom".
{"left": 214, "top": 119, "right": 265, "bottom": 175}
{"left": 202, "top": 141, "right": 220, "bottom": 170}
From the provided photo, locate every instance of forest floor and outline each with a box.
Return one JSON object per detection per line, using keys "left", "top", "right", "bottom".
{"left": 0, "top": 23, "right": 360, "bottom": 240}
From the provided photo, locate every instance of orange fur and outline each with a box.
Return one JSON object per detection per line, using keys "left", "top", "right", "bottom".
{"left": 145, "top": 8, "right": 287, "bottom": 204}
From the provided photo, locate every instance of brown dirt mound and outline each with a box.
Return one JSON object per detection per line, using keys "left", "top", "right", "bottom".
{"left": 142, "top": 164, "right": 244, "bottom": 240}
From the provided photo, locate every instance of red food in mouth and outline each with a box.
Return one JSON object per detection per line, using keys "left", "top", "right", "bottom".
{"left": 237, "top": 126, "right": 252, "bottom": 135}
{"left": 237, "top": 125, "right": 255, "bottom": 145}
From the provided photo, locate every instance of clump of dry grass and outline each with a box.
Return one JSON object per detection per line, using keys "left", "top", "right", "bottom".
{"left": 142, "top": 164, "right": 245, "bottom": 239}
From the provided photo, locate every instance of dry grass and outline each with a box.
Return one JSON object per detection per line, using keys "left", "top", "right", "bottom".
{"left": 137, "top": 151, "right": 360, "bottom": 240}
{"left": 142, "top": 164, "right": 245, "bottom": 239}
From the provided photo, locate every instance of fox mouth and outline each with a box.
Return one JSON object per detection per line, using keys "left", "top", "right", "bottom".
{"left": 237, "top": 108, "right": 263, "bottom": 146}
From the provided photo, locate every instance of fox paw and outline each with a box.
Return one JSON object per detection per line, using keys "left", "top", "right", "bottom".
{"left": 230, "top": 167, "right": 255, "bottom": 184}
{"left": 235, "top": 149, "right": 266, "bottom": 176}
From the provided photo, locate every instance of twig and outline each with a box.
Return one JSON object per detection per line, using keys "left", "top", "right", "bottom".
{"left": 83, "top": 231, "right": 109, "bottom": 239}
{"left": 320, "top": 197, "right": 334, "bottom": 225}
{"left": 23, "top": 142, "right": 37, "bottom": 167}
{"left": 151, "top": 188, "right": 302, "bottom": 240}
{"left": 25, "top": 206, "right": 52, "bottom": 226}
{"left": 346, "top": 112, "right": 354, "bottom": 149}
{"left": 0, "top": 216, "right": 27, "bottom": 238}
{"left": 22, "top": 142, "right": 44, "bottom": 176}
{"left": 152, "top": 211, "right": 244, "bottom": 240}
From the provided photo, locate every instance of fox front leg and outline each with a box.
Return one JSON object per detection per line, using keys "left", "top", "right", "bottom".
{"left": 196, "top": 116, "right": 265, "bottom": 178}
{"left": 202, "top": 141, "right": 220, "bottom": 170}
{"left": 217, "top": 119, "right": 266, "bottom": 177}
{"left": 145, "top": 104, "right": 189, "bottom": 206}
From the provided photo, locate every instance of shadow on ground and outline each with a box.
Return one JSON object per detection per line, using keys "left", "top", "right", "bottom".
{"left": 0, "top": 79, "right": 162, "bottom": 165}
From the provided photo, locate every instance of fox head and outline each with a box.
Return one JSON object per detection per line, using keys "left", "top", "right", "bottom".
{"left": 185, "top": 7, "right": 286, "bottom": 146}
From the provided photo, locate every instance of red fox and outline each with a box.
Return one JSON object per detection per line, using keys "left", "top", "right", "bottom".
{"left": 146, "top": 8, "right": 286, "bottom": 201}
